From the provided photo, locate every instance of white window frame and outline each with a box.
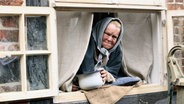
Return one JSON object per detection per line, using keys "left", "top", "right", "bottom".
{"left": 55, "top": 0, "right": 163, "bottom": 5}
{"left": 54, "top": 0, "right": 166, "bottom": 11}
{"left": 53, "top": 0, "right": 167, "bottom": 103}
{"left": 53, "top": 84, "right": 167, "bottom": 103}
{"left": 0, "top": 5, "right": 58, "bottom": 102}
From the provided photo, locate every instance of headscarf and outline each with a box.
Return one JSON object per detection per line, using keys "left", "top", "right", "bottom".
{"left": 92, "top": 17, "right": 124, "bottom": 70}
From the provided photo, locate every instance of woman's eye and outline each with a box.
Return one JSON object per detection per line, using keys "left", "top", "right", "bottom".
{"left": 112, "top": 36, "right": 117, "bottom": 39}
{"left": 105, "top": 32, "right": 110, "bottom": 36}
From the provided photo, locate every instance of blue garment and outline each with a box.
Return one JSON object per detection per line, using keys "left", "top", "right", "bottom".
{"left": 112, "top": 77, "right": 140, "bottom": 86}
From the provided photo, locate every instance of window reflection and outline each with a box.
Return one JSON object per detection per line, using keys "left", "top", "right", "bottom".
{"left": 26, "top": 16, "right": 47, "bottom": 50}
{"left": 26, "top": 55, "right": 49, "bottom": 90}
{"left": 0, "top": 56, "right": 21, "bottom": 93}
{"left": 26, "top": 0, "right": 49, "bottom": 7}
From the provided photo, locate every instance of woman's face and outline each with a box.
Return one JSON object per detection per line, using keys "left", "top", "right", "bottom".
{"left": 102, "top": 23, "right": 120, "bottom": 50}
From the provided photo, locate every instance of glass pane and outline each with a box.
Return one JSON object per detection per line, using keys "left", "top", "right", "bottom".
{"left": 0, "top": 16, "right": 19, "bottom": 51}
{"left": 173, "top": 16, "right": 184, "bottom": 74}
{"left": 0, "top": 56, "right": 21, "bottom": 93}
{"left": 173, "top": 16, "right": 184, "bottom": 45}
{"left": 26, "top": 0, "right": 49, "bottom": 7}
{"left": 26, "top": 16, "right": 47, "bottom": 50}
{"left": 26, "top": 55, "right": 49, "bottom": 90}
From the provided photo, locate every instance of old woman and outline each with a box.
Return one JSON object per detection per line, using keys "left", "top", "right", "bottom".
{"left": 72, "top": 17, "right": 124, "bottom": 91}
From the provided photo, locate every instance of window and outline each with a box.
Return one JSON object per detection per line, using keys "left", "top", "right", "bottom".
{"left": 0, "top": 0, "right": 167, "bottom": 103}
{"left": 0, "top": 0, "right": 58, "bottom": 102}
{"left": 167, "top": 10, "right": 184, "bottom": 73}
{"left": 54, "top": 0, "right": 166, "bottom": 103}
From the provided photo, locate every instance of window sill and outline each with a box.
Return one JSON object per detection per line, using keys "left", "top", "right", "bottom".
{"left": 53, "top": 84, "right": 167, "bottom": 103}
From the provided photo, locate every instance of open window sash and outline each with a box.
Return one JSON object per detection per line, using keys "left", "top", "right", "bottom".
{"left": 0, "top": 6, "right": 58, "bottom": 102}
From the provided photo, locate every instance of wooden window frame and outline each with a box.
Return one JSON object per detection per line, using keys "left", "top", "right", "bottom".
{"left": 54, "top": 0, "right": 166, "bottom": 12}
{"left": 53, "top": 0, "right": 167, "bottom": 103}
{"left": 0, "top": 6, "right": 58, "bottom": 102}
{"left": 55, "top": 0, "right": 163, "bottom": 5}
{"left": 0, "top": 0, "right": 166, "bottom": 103}
{"left": 53, "top": 84, "right": 167, "bottom": 103}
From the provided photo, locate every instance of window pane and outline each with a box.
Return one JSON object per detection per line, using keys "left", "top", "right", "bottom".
{"left": 0, "top": 56, "right": 21, "bottom": 93}
{"left": 26, "top": 16, "right": 47, "bottom": 50}
{"left": 0, "top": 16, "right": 19, "bottom": 51}
{"left": 26, "top": 55, "right": 49, "bottom": 90}
{"left": 173, "top": 16, "right": 184, "bottom": 74}
{"left": 26, "top": 0, "right": 49, "bottom": 7}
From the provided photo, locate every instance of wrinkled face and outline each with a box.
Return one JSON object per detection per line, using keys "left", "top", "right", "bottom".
{"left": 102, "top": 23, "right": 120, "bottom": 50}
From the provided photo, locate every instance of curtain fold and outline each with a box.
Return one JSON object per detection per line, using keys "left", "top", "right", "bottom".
{"left": 118, "top": 13, "right": 153, "bottom": 83}
{"left": 57, "top": 12, "right": 93, "bottom": 91}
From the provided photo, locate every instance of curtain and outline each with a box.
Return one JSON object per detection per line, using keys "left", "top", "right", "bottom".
{"left": 118, "top": 13, "right": 153, "bottom": 83}
{"left": 57, "top": 11, "right": 93, "bottom": 91}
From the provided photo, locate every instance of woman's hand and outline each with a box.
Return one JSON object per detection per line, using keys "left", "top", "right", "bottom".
{"left": 100, "top": 69, "right": 108, "bottom": 82}
{"left": 72, "top": 84, "right": 80, "bottom": 91}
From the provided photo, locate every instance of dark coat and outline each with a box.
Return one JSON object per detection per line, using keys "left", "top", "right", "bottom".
{"left": 78, "top": 17, "right": 124, "bottom": 78}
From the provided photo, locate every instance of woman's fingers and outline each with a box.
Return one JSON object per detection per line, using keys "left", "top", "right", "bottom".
{"left": 72, "top": 84, "right": 80, "bottom": 91}
{"left": 100, "top": 70, "right": 108, "bottom": 82}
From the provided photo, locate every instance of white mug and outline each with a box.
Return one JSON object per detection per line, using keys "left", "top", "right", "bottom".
{"left": 77, "top": 71, "right": 105, "bottom": 90}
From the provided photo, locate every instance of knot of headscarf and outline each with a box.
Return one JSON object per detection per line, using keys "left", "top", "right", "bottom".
{"left": 94, "top": 47, "right": 109, "bottom": 70}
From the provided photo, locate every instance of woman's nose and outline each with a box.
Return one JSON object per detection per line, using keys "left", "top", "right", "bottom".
{"left": 107, "top": 35, "right": 113, "bottom": 41}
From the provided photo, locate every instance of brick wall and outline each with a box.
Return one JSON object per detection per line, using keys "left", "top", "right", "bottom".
{"left": 173, "top": 16, "right": 184, "bottom": 71}
{"left": 0, "top": 16, "right": 19, "bottom": 51}
{"left": 167, "top": 0, "right": 184, "bottom": 72}
{"left": 0, "top": 0, "right": 23, "bottom": 6}
{"left": 0, "top": 0, "right": 23, "bottom": 51}
{"left": 167, "top": 0, "right": 184, "bottom": 10}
